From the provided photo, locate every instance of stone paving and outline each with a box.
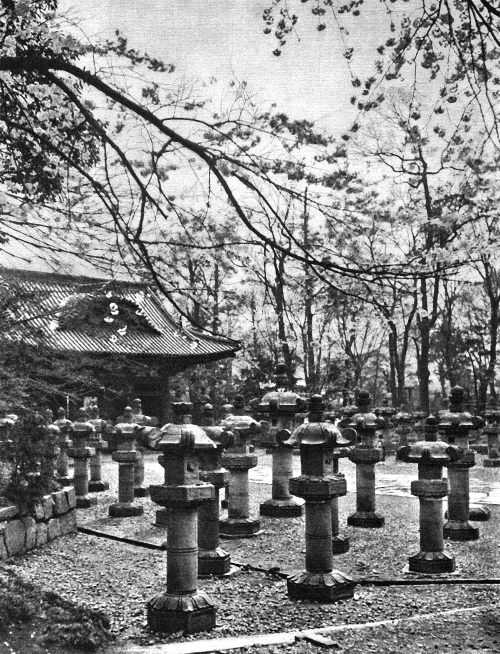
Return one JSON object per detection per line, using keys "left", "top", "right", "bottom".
{"left": 87, "top": 448, "right": 500, "bottom": 508}
{"left": 248, "top": 450, "right": 500, "bottom": 506}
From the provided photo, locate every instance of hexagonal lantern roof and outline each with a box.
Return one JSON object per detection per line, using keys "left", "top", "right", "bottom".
{"left": 438, "top": 386, "right": 474, "bottom": 432}
{"left": 155, "top": 422, "right": 217, "bottom": 451}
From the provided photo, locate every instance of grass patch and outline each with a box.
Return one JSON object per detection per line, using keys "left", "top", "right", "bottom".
{"left": 0, "top": 570, "right": 113, "bottom": 652}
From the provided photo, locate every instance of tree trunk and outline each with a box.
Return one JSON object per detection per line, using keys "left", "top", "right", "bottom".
{"left": 303, "top": 197, "right": 316, "bottom": 392}
{"left": 418, "top": 315, "right": 431, "bottom": 414}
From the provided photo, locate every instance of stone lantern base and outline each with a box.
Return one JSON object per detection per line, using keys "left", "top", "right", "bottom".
{"left": 469, "top": 506, "right": 491, "bottom": 521}
{"left": 147, "top": 591, "right": 216, "bottom": 634}
{"left": 259, "top": 497, "right": 304, "bottom": 518}
{"left": 219, "top": 517, "right": 261, "bottom": 537}
{"left": 332, "top": 534, "right": 350, "bottom": 554}
{"left": 76, "top": 496, "right": 98, "bottom": 509}
{"left": 484, "top": 458, "right": 500, "bottom": 467}
{"left": 109, "top": 502, "right": 144, "bottom": 518}
{"left": 443, "top": 520, "right": 479, "bottom": 541}
{"left": 444, "top": 507, "right": 491, "bottom": 522}
{"left": 198, "top": 547, "right": 231, "bottom": 577}
{"left": 408, "top": 550, "right": 455, "bottom": 574}
{"left": 88, "top": 480, "right": 109, "bottom": 493}
{"left": 287, "top": 570, "right": 356, "bottom": 603}
{"left": 347, "top": 511, "right": 384, "bottom": 528}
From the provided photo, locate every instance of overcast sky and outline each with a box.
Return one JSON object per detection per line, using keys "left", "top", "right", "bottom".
{"left": 59, "top": 0, "right": 392, "bottom": 135}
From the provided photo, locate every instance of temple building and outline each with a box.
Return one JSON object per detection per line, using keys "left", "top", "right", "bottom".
{"left": 0, "top": 268, "right": 240, "bottom": 423}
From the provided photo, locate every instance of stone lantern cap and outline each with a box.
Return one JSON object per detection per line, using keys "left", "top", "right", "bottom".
{"left": 282, "top": 395, "right": 353, "bottom": 450}
{"left": 252, "top": 390, "right": 306, "bottom": 416}
{"left": 394, "top": 406, "right": 413, "bottom": 425}
{"left": 72, "top": 408, "right": 93, "bottom": 432}
{"left": 484, "top": 399, "right": 500, "bottom": 433}
{"left": 340, "top": 404, "right": 358, "bottom": 419}
{"left": 438, "top": 386, "right": 474, "bottom": 432}
{"left": 55, "top": 407, "right": 72, "bottom": 429}
{"left": 220, "top": 413, "right": 262, "bottom": 437}
{"left": 397, "top": 415, "right": 463, "bottom": 465}
{"left": 348, "top": 391, "right": 385, "bottom": 432}
{"left": 201, "top": 406, "right": 234, "bottom": 450}
{"left": 68, "top": 408, "right": 94, "bottom": 458}
{"left": 374, "top": 398, "right": 397, "bottom": 419}
{"left": 411, "top": 409, "right": 428, "bottom": 422}
{"left": 397, "top": 440, "right": 463, "bottom": 466}
{"left": 252, "top": 362, "right": 307, "bottom": 416}
{"left": 155, "top": 421, "right": 217, "bottom": 452}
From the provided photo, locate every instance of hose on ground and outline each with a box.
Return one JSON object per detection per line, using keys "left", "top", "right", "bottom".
{"left": 77, "top": 526, "right": 500, "bottom": 587}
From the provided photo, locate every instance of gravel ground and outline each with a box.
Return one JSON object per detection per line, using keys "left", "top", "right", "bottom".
{"left": 3, "top": 449, "right": 500, "bottom": 653}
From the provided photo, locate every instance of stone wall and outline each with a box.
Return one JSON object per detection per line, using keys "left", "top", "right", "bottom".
{"left": 0, "top": 488, "right": 78, "bottom": 560}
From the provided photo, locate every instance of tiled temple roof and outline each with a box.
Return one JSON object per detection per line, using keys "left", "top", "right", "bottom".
{"left": 0, "top": 268, "right": 240, "bottom": 363}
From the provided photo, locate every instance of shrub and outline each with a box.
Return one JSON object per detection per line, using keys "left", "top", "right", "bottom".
{"left": 1, "top": 412, "right": 59, "bottom": 505}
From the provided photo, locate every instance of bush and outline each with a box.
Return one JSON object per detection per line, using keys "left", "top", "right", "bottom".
{"left": 0, "top": 576, "right": 39, "bottom": 632}
{"left": 41, "top": 602, "right": 112, "bottom": 652}
{"left": 1, "top": 412, "right": 59, "bottom": 505}
{"left": 0, "top": 573, "right": 112, "bottom": 652}
{"left": 0, "top": 590, "right": 38, "bottom": 631}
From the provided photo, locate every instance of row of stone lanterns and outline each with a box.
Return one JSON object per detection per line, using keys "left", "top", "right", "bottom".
{"left": 17, "top": 383, "right": 496, "bottom": 637}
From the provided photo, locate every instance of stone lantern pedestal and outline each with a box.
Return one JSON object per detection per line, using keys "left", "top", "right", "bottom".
{"left": 219, "top": 404, "right": 262, "bottom": 538}
{"left": 88, "top": 405, "right": 110, "bottom": 493}
{"left": 252, "top": 364, "right": 305, "bottom": 518}
{"left": 329, "top": 432, "right": 356, "bottom": 554}
{"left": 147, "top": 410, "right": 216, "bottom": 634}
{"left": 483, "top": 400, "right": 500, "bottom": 468}
{"left": 68, "top": 408, "right": 96, "bottom": 508}
{"left": 198, "top": 404, "right": 233, "bottom": 577}
{"left": 131, "top": 398, "right": 158, "bottom": 497}
{"left": 398, "top": 416, "right": 463, "bottom": 573}
{"left": 109, "top": 423, "right": 143, "bottom": 518}
{"left": 116, "top": 404, "right": 149, "bottom": 498}
{"left": 347, "top": 391, "right": 385, "bottom": 528}
{"left": 54, "top": 408, "right": 73, "bottom": 487}
{"left": 439, "top": 386, "right": 484, "bottom": 540}
{"left": 282, "top": 395, "right": 355, "bottom": 602}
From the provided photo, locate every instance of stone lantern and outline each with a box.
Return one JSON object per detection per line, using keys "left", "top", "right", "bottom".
{"left": 68, "top": 408, "right": 96, "bottom": 508}
{"left": 147, "top": 410, "right": 216, "bottom": 634}
{"left": 219, "top": 401, "right": 262, "bottom": 537}
{"left": 337, "top": 402, "right": 358, "bottom": 430}
{"left": 109, "top": 418, "right": 144, "bottom": 518}
{"left": 438, "top": 385, "right": 485, "bottom": 540}
{"left": 252, "top": 363, "right": 306, "bottom": 518}
{"left": 483, "top": 399, "right": 500, "bottom": 467}
{"left": 198, "top": 403, "right": 233, "bottom": 577}
{"left": 347, "top": 390, "right": 386, "bottom": 528}
{"left": 397, "top": 416, "right": 463, "bottom": 573}
{"left": 53, "top": 407, "right": 73, "bottom": 487}
{"left": 324, "top": 417, "right": 356, "bottom": 554}
{"left": 280, "top": 395, "right": 355, "bottom": 602}
{"left": 375, "top": 396, "right": 397, "bottom": 456}
{"left": 40, "top": 409, "right": 60, "bottom": 493}
{"left": 87, "top": 405, "right": 110, "bottom": 493}
{"left": 116, "top": 402, "right": 147, "bottom": 497}
{"left": 155, "top": 401, "right": 193, "bottom": 527}
{"left": 221, "top": 401, "right": 234, "bottom": 419}
{"left": 394, "top": 406, "right": 413, "bottom": 449}
{"left": 131, "top": 398, "right": 158, "bottom": 497}
{"left": 411, "top": 408, "right": 428, "bottom": 442}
